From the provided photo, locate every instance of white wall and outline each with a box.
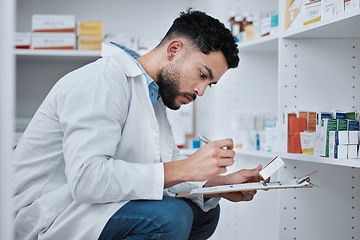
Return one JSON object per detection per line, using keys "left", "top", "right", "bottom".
{"left": 0, "top": 0, "right": 15, "bottom": 239}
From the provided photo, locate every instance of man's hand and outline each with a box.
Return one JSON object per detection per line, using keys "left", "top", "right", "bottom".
{"left": 204, "top": 165, "right": 264, "bottom": 202}
{"left": 164, "top": 139, "right": 235, "bottom": 188}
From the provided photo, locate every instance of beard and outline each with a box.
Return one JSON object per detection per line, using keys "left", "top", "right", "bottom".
{"left": 157, "top": 61, "right": 196, "bottom": 110}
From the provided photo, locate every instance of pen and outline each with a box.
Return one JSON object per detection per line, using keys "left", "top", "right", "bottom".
{"left": 197, "top": 133, "right": 211, "bottom": 144}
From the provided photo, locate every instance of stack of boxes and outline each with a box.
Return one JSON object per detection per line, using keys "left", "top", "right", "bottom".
{"left": 329, "top": 130, "right": 360, "bottom": 158}
{"left": 77, "top": 21, "right": 103, "bottom": 50}
{"left": 286, "top": 111, "right": 316, "bottom": 154}
{"left": 326, "top": 111, "right": 360, "bottom": 159}
{"left": 284, "top": 110, "right": 360, "bottom": 159}
{"left": 13, "top": 14, "right": 104, "bottom": 51}
{"left": 229, "top": 11, "right": 279, "bottom": 43}
{"left": 284, "top": 0, "right": 360, "bottom": 31}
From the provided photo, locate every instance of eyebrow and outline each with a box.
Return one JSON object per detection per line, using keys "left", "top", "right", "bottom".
{"left": 204, "top": 66, "right": 214, "bottom": 80}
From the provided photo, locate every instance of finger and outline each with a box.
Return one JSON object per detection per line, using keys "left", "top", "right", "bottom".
{"left": 243, "top": 190, "right": 257, "bottom": 201}
{"left": 218, "top": 148, "right": 235, "bottom": 158}
{"left": 218, "top": 166, "right": 228, "bottom": 175}
{"left": 240, "top": 165, "right": 262, "bottom": 179}
{"left": 212, "top": 138, "right": 234, "bottom": 150}
{"left": 218, "top": 157, "right": 234, "bottom": 167}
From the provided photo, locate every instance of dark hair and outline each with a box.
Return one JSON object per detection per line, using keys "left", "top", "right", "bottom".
{"left": 160, "top": 9, "right": 239, "bottom": 69}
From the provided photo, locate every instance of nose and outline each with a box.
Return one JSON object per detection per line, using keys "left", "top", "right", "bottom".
{"left": 194, "top": 83, "right": 207, "bottom": 96}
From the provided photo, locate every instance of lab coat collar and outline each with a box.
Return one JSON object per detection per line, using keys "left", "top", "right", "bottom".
{"left": 101, "top": 42, "right": 143, "bottom": 78}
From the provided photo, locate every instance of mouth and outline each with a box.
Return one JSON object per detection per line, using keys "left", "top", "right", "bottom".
{"left": 183, "top": 95, "right": 193, "bottom": 104}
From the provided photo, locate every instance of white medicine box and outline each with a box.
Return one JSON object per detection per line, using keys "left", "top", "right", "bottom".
{"left": 323, "top": 0, "right": 337, "bottom": 19}
{"left": 31, "top": 32, "right": 76, "bottom": 50}
{"left": 345, "top": 0, "right": 360, "bottom": 12}
{"left": 14, "top": 32, "right": 31, "bottom": 49}
{"left": 329, "top": 144, "right": 348, "bottom": 158}
{"left": 32, "top": 15, "right": 75, "bottom": 32}
{"left": 329, "top": 131, "right": 348, "bottom": 145}
{"left": 349, "top": 131, "right": 360, "bottom": 144}
{"left": 348, "top": 145, "right": 358, "bottom": 159}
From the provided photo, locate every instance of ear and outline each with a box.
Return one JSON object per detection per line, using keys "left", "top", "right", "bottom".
{"left": 166, "top": 40, "right": 183, "bottom": 61}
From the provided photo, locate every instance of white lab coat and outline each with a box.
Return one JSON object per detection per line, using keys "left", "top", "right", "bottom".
{"left": 12, "top": 43, "right": 220, "bottom": 240}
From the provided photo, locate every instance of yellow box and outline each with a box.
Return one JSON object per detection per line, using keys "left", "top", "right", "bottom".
{"left": 78, "top": 36, "right": 104, "bottom": 50}
{"left": 77, "top": 21, "right": 103, "bottom": 36}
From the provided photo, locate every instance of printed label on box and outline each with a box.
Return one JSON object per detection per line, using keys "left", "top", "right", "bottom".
{"left": 32, "top": 15, "right": 75, "bottom": 32}
{"left": 303, "top": 1, "right": 322, "bottom": 26}
{"left": 32, "top": 32, "right": 76, "bottom": 50}
{"left": 323, "top": 0, "right": 337, "bottom": 19}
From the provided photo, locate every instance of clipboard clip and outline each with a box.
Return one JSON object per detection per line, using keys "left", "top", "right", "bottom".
{"left": 296, "top": 170, "right": 318, "bottom": 185}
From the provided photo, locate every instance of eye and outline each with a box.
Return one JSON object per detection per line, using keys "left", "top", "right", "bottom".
{"left": 200, "top": 71, "right": 207, "bottom": 79}
{"left": 208, "top": 82, "right": 217, "bottom": 88}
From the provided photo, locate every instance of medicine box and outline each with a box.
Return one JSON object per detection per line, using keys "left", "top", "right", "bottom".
{"left": 332, "top": 110, "right": 347, "bottom": 119}
{"left": 299, "top": 111, "right": 316, "bottom": 132}
{"left": 348, "top": 120, "right": 360, "bottom": 131}
{"left": 287, "top": 0, "right": 303, "bottom": 10}
{"left": 303, "top": 0, "right": 322, "bottom": 26}
{"left": 270, "top": 13, "right": 279, "bottom": 35}
{"left": 345, "top": 111, "right": 358, "bottom": 120}
{"left": 300, "top": 131, "right": 315, "bottom": 155}
{"left": 78, "top": 36, "right": 104, "bottom": 50}
{"left": 32, "top": 15, "right": 75, "bottom": 32}
{"left": 329, "top": 131, "right": 348, "bottom": 145}
{"left": 260, "top": 17, "right": 271, "bottom": 37}
{"left": 77, "top": 21, "right": 103, "bottom": 36}
{"left": 320, "top": 119, "right": 338, "bottom": 157}
{"left": 285, "top": 7, "right": 302, "bottom": 31}
{"left": 285, "top": 0, "right": 303, "bottom": 31}
{"left": 329, "top": 144, "right": 347, "bottom": 158}
{"left": 337, "top": 0, "right": 345, "bottom": 14}
{"left": 323, "top": 0, "right": 337, "bottom": 19}
{"left": 14, "top": 32, "right": 31, "bottom": 49}
{"left": 345, "top": 0, "right": 360, "bottom": 12}
{"left": 315, "top": 112, "right": 332, "bottom": 156}
{"left": 348, "top": 145, "right": 358, "bottom": 159}
{"left": 349, "top": 131, "right": 360, "bottom": 144}
{"left": 337, "top": 119, "right": 348, "bottom": 131}
{"left": 31, "top": 32, "right": 76, "bottom": 50}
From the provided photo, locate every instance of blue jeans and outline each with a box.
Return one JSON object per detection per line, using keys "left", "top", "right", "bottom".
{"left": 98, "top": 196, "right": 220, "bottom": 240}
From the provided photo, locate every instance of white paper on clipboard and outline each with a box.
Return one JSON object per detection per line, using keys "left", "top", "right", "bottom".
{"left": 176, "top": 171, "right": 317, "bottom": 198}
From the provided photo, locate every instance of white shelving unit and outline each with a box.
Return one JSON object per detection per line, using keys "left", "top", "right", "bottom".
{"left": 209, "top": 2, "right": 360, "bottom": 239}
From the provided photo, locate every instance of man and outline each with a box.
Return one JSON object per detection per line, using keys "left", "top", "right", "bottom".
{"left": 13, "top": 10, "right": 263, "bottom": 240}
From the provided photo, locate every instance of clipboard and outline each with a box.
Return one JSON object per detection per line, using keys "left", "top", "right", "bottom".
{"left": 176, "top": 171, "right": 317, "bottom": 198}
